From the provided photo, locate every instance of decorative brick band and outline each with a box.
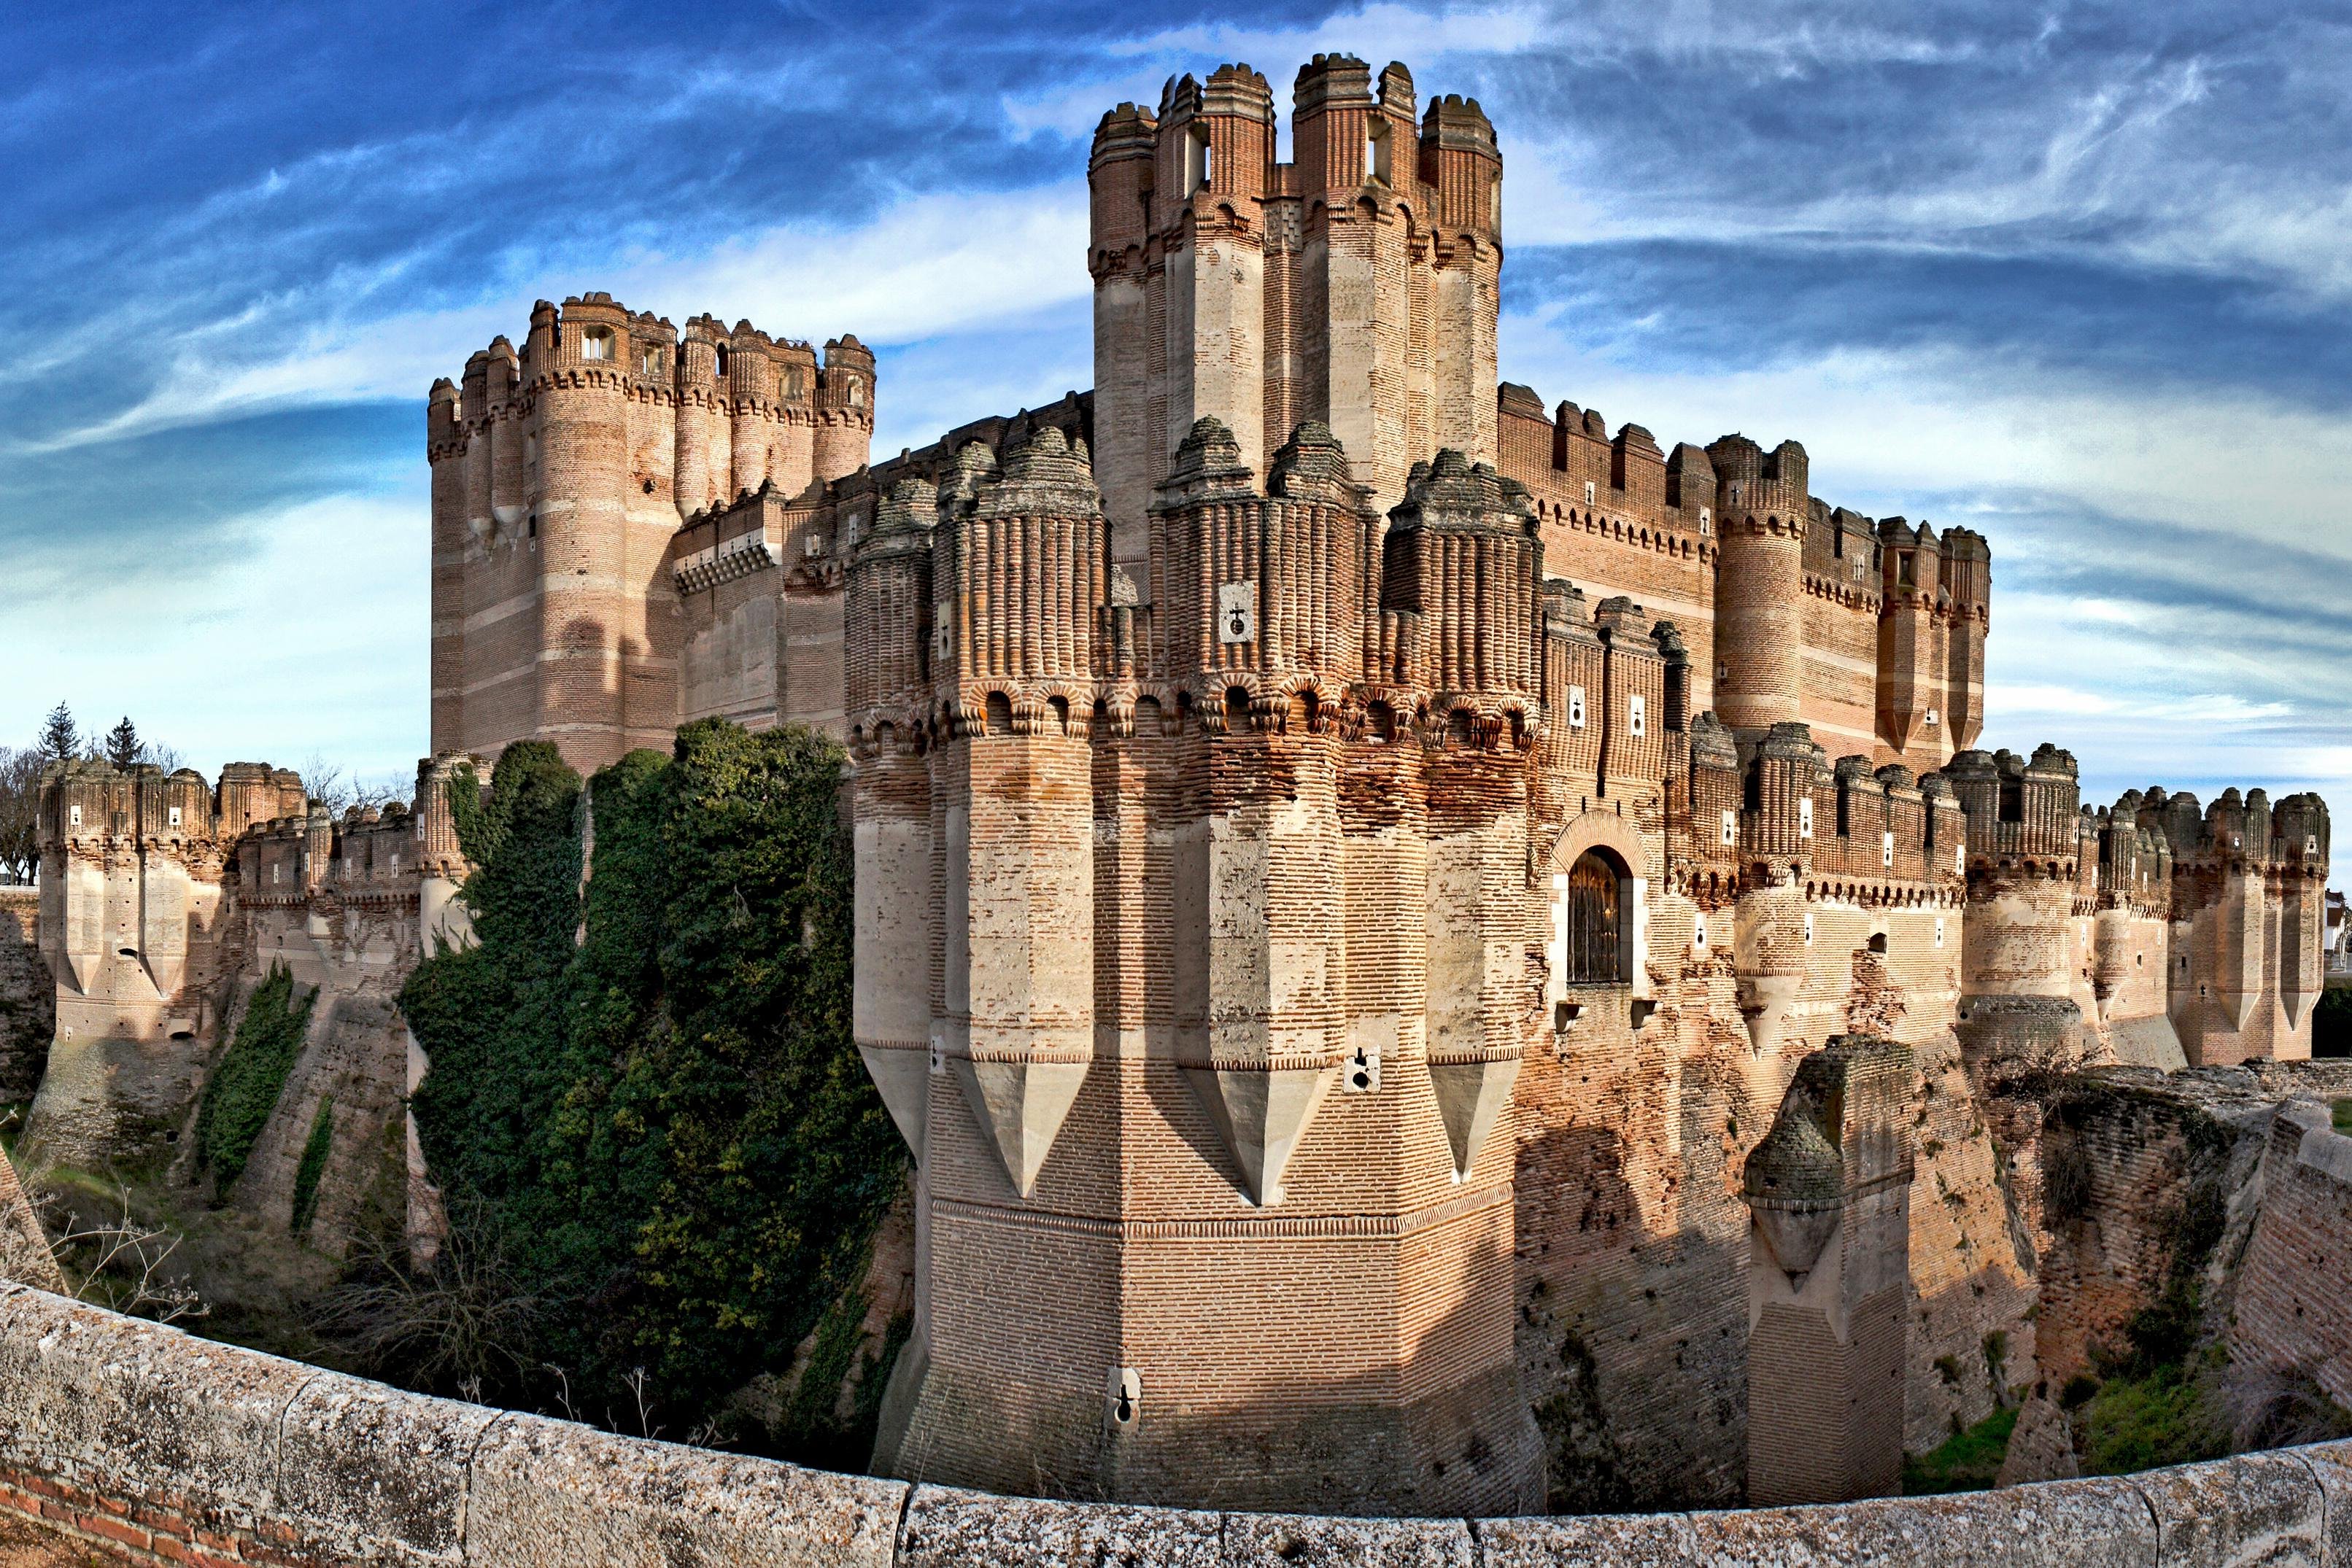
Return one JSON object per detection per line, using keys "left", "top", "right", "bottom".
{"left": 1, "top": 1281, "right": 2349, "bottom": 1567}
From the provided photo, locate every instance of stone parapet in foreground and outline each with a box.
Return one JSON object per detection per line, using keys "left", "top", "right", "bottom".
{"left": 0, "top": 1282, "right": 2348, "bottom": 1566}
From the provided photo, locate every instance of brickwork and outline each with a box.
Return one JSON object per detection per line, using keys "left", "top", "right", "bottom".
{"left": 2230, "top": 1099, "right": 2352, "bottom": 1410}
{"left": 384, "top": 43, "right": 2352, "bottom": 1518}
{"left": 430, "top": 297, "right": 875, "bottom": 774}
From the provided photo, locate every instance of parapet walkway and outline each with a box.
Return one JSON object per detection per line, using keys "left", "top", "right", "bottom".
{"left": 0, "top": 1281, "right": 2344, "bottom": 1566}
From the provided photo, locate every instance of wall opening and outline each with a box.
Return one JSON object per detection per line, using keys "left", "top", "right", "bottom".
{"left": 1563, "top": 850, "right": 1625, "bottom": 984}
{"left": 984, "top": 691, "right": 1013, "bottom": 734}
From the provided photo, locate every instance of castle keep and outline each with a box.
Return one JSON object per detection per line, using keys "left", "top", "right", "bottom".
{"left": 427, "top": 298, "right": 877, "bottom": 770}
{"left": 829, "top": 55, "right": 2329, "bottom": 1513}
{"left": 7, "top": 44, "right": 2335, "bottom": 1530}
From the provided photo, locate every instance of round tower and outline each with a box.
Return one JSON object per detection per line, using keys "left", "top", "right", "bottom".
{"left": 528, "top": 293, "right": 636, "bottom": 770}
{"left": 1089, "top": 98, "right": 1158, "bottom": 570}
{"left": 813, "top": 335, "right": 875, "bottom": 482}
{"left": 674, "top": 317, "right": 731, "bottom": 515}
{"left": 1709, "top": 435, "right": 1809, "bottom": 737}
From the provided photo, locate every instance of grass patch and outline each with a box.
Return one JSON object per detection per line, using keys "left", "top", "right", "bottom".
{"left": 2076, "top": 1359, "right": 2228, "bottom": 1474}
{"left": 2332, "top": 1098, "right": 2352, "bottom": 1135}
{"left": 195, "top": 964, "right": 314, "bottom": 1194}
{"left": 1903, "top": 1404, "right": 2018, "bottom": 1494}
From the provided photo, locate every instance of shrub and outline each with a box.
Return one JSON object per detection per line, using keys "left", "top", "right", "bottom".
{"left": 196, "top": 964, "right": 315, "bottom": 1192}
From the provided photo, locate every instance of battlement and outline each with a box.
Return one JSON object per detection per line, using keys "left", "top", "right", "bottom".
{"left": 2119, "top": 784, "right": 2332, "bottom": 874}
{"left": 1942, "top": 744, "right": 2082, "bottom": 869}
{"left": 1675, "top": 720, "right": 1965, "bottom": 892}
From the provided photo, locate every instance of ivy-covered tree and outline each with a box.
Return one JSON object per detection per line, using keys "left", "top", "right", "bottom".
{"left": 399, "top": 722, "right": 902, "bottom": 1451}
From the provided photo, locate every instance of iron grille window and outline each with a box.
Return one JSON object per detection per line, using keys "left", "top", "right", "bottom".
{"left": 1563, "top": 852, "right": 1622, "bottom": 983}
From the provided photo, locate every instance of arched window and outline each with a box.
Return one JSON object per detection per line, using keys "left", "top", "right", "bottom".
{"left": 1563, "top": 850, "right": 1623, "bottom": 983}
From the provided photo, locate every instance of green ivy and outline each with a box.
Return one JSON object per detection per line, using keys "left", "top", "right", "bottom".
{"left": 196, "top": 963, "right": 315, "bottom": 1193}
{"left": 290, "top": 1096, "right": 336, "bottom": 1235}
{"left": 401, "top": 723, "right": 905, "bottom": 1450}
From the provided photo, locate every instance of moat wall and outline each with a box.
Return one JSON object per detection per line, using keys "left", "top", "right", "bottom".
{"left": 0, "top": 888, "right": 50, "bottom": 1109}
{"left": 1, "top": 1281, "right": 2350, "bottom": 1567}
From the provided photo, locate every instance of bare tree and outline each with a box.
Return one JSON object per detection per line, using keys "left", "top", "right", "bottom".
{"left": 322, "top": 1198, "right": 541, "bottom": 1396}
{"left": 37, "top": 1184, "right": 207, "bottom": 1325}
{"left": 0, "top": 748, "right": 38, "bottom": 885}
{"left": 301, "top": 752, "right": 406, "bottom": 817}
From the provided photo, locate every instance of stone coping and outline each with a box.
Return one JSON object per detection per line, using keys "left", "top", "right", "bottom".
{"left": 1, "top": 1283, "right": 2348, "bottom": 1566}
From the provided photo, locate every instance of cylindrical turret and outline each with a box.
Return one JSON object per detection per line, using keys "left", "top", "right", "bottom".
{"left": 1709, "top": 435, "right": 1809, "bottom": 736}
{"left": 726, "top": 321, "right": 776, "bottom": 499}
{"left": 528, "top": 295, "right": 636, "bottom": 769}
{"left": 814, "top": 335, "right": 875, "bottom": 483}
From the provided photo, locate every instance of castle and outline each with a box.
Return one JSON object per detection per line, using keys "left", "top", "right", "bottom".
{"left": 12, "top": 48, "right": 2335, "bottom": 1523}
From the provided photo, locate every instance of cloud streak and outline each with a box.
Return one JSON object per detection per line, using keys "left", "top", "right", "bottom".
{"left": 0, "top": 0, "right": 2344, "bottom": 875}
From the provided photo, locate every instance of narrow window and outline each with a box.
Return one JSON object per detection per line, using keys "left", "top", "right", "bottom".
{"left": 1925, "top": 707, "right": 1938, "bottom": 728}
{"left": 68, "top": 804, "right": 81, "bottom": 827}
{"left": 640, "top": 348, "right": 662, "bottom": 377}
{"left": 1567, "top": 685, "right": 1585, "bottom": 729}
{"left": 1563, "top": 852, "right": 1622, "bottom": 984}
{"left": 1699, "top": 506, "right": 1711, "bottom": 536}
{"left": 168, "top": 805, "right": 182, "bottom": 827}
{"left": 1935, "top": 917, "right": 1946, "bottom": 948}
{"left": 715, "top": 345, "right": 730, "bottom": 379}
{"left": 1188, "top": 125, "right": 1211, "bottom": 195}
{"left": 1881, "top": 830, "right": 1895, "bottom": 868}
{"left": 1629, "top": 694, "right": 1646, "bottom": 737}
{"left": 1803, "top": 911, "right": 1816, "bottom": 944}
{"left": 1721, "top": 809, "right": 1737, "bottom": 846}
{"left": 1584, "top": 481, "right": 1596, "bottom": 505}
{"left": 1367, "top": 120, "right": 1392, "bottom": 185}
{"left": 1798, "top": 796, "right": 1814, "bottom": 839}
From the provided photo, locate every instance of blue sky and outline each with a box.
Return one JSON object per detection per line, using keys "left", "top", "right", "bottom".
{"left": 4, "top": 1, "right": 2349, "bottom": 836}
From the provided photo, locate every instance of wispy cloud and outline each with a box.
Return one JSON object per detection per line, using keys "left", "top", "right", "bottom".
{"left": 1, "top": 0, "right": 2348, "bottom": 870}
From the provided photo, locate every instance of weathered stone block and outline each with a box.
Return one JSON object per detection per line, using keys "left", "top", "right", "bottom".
{"left": 1686, "top": 1475, "right": 2157, "bottom": 1567}
{"left": 897, "top": 1486, "right": 1221, "bottom": 1567}
{"left": 1217, "top": 1512, "right": 1475, "bottom": 1567}
{"left": 2133, "top": 1450, "right": 2323, "bottom": 1567}
{"left": 0, "top": 1285, "right": 306, "bottom": 1532}
{"left": 275, "top": 1371, "right": 499, "bottom": 1561}
{"left": 1476, "top": 1509, "right": 1697, "bottom": 1567}
{"left": 468, "top": 1414, "right": 904, "bottom": 1568}
{"left": 2290, "top": 1440, "right": 2352, "bottom": 1568}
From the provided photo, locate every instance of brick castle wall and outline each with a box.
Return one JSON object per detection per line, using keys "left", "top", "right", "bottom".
{"left": 2232, "top": 1099, "right": 2352, "bottom": 1410}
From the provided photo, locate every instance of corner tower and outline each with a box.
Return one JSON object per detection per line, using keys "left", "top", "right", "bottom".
{"left": 1088, "top": 56, "right": 1501, "bottom": 578}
